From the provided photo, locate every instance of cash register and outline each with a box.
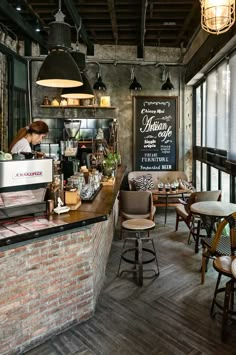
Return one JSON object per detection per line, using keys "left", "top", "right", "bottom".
{"left": 0, "top": 159, "right": 53, "bottom": 219}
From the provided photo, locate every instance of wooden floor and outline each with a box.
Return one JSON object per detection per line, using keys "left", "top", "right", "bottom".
{"left": 23, "top": 209, "right": 236, "bottom": 355}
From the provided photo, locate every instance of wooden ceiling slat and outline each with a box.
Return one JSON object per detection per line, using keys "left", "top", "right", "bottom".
{"left": 2, "top": 0, "right": 202, "bottom": 49}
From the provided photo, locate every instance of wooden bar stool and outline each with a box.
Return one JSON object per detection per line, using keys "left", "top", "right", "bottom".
{"left": 211, "top": 255, "right": 236, "bottom": 341}
{"left": 117, "top": 218, "right": 159, "bottom": 286}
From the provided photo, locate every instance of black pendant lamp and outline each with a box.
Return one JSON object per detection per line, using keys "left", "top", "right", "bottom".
{"left": 129, "top": 66, "right": 142, "bottom": 91}
{"left": 61, "top": 51, "right": 95, "bottom": 99}
{"left": 161, "top": 73, "right": 174, "bottom": 90}
{"left": 61, "top": 72, "right": 94, "bottom": 99}
{"left": 37, "top": 49, "right": 83, "bottom": 88}
{"left": 36, "top": 3, "right": 83, "bottom": 88}
{"left": 93, "top": 66, "right": 106, "bottom": 91}
{"left": 129, "top": 76, "right": 142, "bottom": 91}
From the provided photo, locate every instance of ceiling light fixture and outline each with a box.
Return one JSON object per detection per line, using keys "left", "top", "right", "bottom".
{"left": 61, "top": 52, "right": 94, "bottom": 99}
{"left": 16, "top": 2, "right": 21, "bottom": 11}
{"left": 200, "top": 0, "right": 235, "bottom": 34}
{"left": 35, "top": 19, "right": 41, "bottom": 32}
{"left": 93, "top": 64, "right": 107, "bottom": 91}
{"left": 36, "top": 0, "right": 83, "bottom": 88}
{"left": 61, "top": 26, "right": 94, "bottom": 99}
{"left": 129, "top": 66, "right": 142, "bottom": 91}
{"left": 161, "top": 70, "right": 174, "bottom": 90}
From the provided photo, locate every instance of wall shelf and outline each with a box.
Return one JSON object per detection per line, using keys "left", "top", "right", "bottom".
{"left": 40, "top": 105, "right": 116, "bottom": 109}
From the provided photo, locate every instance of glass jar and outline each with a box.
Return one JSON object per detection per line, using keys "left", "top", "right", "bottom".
{"left": 51, "top": 97, "right": 60, "bottom": 106}
{"left": 42, "top": 96, "right": 51, "bottom": 105}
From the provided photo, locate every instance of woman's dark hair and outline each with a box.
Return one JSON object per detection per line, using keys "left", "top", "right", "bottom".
{"left": 9, "top": 120, "right": 49, "bottom": 152}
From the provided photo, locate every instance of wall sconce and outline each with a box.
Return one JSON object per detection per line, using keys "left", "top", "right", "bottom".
{"left": 36, "top": 3, "right": 83, "bottom": 88}
{"left": 93, "top": 64, "right": 107, "bottom": 91}
{"left": 129, "top": 66, "right": 142, "bottom": 91}
{"left": 200, "top": 0, "right": 235, "bottom": 34}
{"left": 161, "top": 70, "right": 174, "bottom": 90}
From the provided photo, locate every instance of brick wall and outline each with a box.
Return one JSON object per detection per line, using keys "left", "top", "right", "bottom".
{"left": 0, "top": 198, "right": 118, "bottom": 355}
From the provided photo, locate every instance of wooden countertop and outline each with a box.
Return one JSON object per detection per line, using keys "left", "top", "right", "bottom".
{"left": 0, "top": 166, "right": 126, "bottom": 248}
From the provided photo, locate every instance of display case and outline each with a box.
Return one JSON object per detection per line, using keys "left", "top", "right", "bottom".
{"left": 0, "top": 159, "right": 53, "bottom": 219}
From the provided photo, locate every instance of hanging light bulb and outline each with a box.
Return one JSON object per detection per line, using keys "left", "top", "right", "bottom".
{"left": 129, "top": 66, "right": 142, "bottom": 91}
{"left": 93, "top": 65, "right": 107, "bottom": 91}
{"left": 200, "top": 0, "right": 235, "bottom": 34}
{"left": 36, "top": 1, "right": 83, "bottom": 88}
{"left": 16, "top": 2, "right": 21, "bottom": 11}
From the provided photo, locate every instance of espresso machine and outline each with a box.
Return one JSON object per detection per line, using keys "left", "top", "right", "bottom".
{"left": 0, "top": 159, "right": 53, "bottom": 219}
{"left": 60, "top": 119, "right": 81, "bottom": 180}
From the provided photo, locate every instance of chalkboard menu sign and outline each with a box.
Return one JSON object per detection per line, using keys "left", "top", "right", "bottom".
{"left": 133, "top": 96, "right": 178, "bottom": 171}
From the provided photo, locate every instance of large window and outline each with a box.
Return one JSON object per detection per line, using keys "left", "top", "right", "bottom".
{"left": 8, "top": 56, "right": 29, "bottom": 145}
{"left": 194, "top": 52, "right": 236, "bottom": 202}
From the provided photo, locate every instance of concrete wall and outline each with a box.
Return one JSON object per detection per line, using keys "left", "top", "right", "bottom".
{"left": 30, "top": 45, "right": 193, "bottom": 178}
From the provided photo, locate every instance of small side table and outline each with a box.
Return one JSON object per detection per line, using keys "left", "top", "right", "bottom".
{"left": 117, "top": 219, "right": 159, "bottom": 286}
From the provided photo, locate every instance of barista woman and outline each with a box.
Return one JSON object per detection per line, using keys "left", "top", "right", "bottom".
{"left": 9, "top": 120, "right": 49, "bottom": 154}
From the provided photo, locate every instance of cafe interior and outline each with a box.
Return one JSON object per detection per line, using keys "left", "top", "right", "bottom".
{"left": 1, "top": 1, "right": 236, "bottom": 354}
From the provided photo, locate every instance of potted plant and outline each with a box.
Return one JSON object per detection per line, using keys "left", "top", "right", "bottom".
{"left": 103, "top": 152, "right": 119, "bottom": 176}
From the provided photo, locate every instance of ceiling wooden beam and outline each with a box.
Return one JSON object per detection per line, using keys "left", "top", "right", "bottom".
{"left": 107, "top": 0, "right": 118, "bottom": 44}
{"left": 138, "top": 0, "right": 148, "bottom": 58}
{"left": 22, "top": 0, "right": 47, "bottom": 31}
{"left": 185, "top": 25, "right": 236, "bottom": 83}
{"left": 0, "top": 0, "right": 46, "bottom": 49}
{"left": 175, "top": 1, "right": 200, "bottom": 46}
{"left": 63, "top": 0, "right": 94, "bottom": 56}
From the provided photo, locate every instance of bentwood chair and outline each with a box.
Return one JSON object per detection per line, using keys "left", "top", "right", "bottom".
{"left": 210, "top": 255, "right": 236, "bottom": 341}
{"left": 201, "top": 211, "right": 236, "bottom": 285}
{"left": 175, "top": 190, "right": 222, "bottom": 253}
{"left": 119, "top": 190, "right": 156, "bottom": 239}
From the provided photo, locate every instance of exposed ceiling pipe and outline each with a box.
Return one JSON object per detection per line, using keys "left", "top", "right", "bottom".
{"left": 25, "top": 56, "right": 184, "bottom": 67}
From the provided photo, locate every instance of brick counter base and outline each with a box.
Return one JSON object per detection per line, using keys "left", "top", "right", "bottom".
{"left": 0, "top": 200, "right": 118, "bottom": 355}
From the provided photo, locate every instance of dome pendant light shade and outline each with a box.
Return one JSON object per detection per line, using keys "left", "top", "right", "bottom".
{"left": 161, "top": 76, "right": 174, "bottom": 90}
{"left": 71, "top": 51, "right": 86, "bottom": 71}
{"left": 61, "top": 73, "right": 94, "bottom": 99}
{"left": 93, "top": 74, "right": 106, "bottom": 91}
{"left": 36, "top": 50, "right": 83, "bottom": 88}
{"left": 61, "top": 50, "right": 94, "bottom": 99}
{"left": 129, "top": 76, "right": 142, "bottom": 91}
{"left": 200, "top": 0, "right": 235, "bottom": 34}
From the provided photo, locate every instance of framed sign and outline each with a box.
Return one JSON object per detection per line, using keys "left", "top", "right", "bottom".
{"left": 133, "top": 96, "right": 178, "bottom": 171}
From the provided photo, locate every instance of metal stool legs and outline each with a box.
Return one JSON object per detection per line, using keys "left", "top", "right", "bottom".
{"left": 117, "top": 230, "right": 159, "bottom": 286}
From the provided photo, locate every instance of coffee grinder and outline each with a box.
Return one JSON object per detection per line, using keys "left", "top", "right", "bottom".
{"left": 60, "top": 119, "right": 81, "bottom": 181}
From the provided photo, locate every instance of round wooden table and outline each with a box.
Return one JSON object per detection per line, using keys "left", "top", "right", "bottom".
{"left": 190, "top": 201, "right": 236, "bottom": 237}
{"left": 190, "top": 201, "right": 236, "bottom": 218}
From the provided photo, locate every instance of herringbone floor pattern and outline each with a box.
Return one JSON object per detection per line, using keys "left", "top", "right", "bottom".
{"left": 23, "top": 209, "right": 236, "bottom": 355}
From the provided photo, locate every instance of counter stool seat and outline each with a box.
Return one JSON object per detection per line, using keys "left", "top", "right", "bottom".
{"left": 211, "top": 256, "right": 236, "bottom": 341}
{"left": 117, "top": 218, "right": 159, "bottom": 286}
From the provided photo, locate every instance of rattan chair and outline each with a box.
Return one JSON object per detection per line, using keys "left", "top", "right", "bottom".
{"left": 175, "top": 190, "right": 222, "bottom": 253}
{"left": 201, "top": 211, "right": 236, "bottom": 285}
{"left": 210, "top": 255, "right": 236, "bottom": 341}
